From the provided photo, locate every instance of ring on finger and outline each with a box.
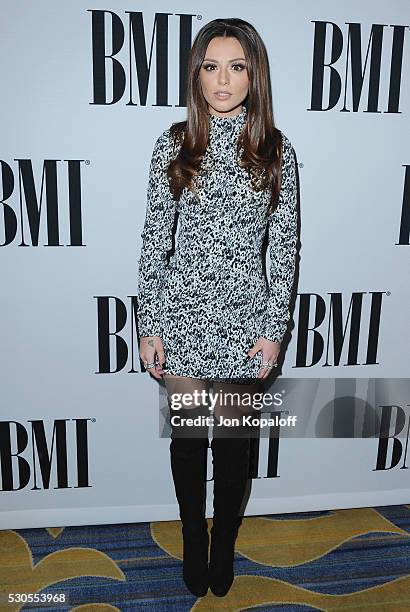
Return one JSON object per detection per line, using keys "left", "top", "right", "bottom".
{"left": 261, "top": 362, "right": 276, "bottom": 368}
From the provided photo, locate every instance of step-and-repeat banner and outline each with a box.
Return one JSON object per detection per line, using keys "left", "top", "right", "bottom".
{"left": 1, "top": 0, "right": 409, "bottom": 529}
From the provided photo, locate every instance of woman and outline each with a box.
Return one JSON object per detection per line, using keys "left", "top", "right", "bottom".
{"left": 137, "top": 18, "right": 298, "bottom": 598}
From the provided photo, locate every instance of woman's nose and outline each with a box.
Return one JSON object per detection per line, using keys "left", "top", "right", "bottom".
{"left": 217, "top": 68, "right": 229, "bottom": 85}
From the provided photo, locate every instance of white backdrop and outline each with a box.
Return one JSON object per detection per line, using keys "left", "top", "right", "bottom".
{"left": 1, "top": 0, "right": 409, "bottom": 529}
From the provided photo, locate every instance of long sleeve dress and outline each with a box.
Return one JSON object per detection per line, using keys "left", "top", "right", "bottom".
{"left": 137, "top": 104, "right": 298, "bottom": 382}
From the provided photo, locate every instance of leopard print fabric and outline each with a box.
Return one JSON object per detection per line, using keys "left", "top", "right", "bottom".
{"left": 137, "top": 104, "right": 297, "bottom": 381}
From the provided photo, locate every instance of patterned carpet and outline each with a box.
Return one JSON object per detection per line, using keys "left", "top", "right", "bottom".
{"left": 1, "top": 505, "right": 410, "bottom": 611}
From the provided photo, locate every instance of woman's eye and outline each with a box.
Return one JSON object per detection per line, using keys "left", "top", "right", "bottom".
{"left": 232, "top": 64, "right": 246, "bottom": 71}
{"left": 203, "top": 64, "right": 216, "bottom": 71}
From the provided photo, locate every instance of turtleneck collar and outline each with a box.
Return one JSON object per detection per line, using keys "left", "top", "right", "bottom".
{"left": 208, "top": 104, "right": 248, "bottom": 137}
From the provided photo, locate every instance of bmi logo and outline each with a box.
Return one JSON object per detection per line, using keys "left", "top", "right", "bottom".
{"left": 0, "top": 419, "right": 92, "bottom": 491}
{"left": 309, "top": 21, "right": 408, "bottom": 112}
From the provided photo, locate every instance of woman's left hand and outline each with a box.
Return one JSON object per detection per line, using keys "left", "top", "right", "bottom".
{"left": 247, "top": 337, "right": 280, "bottom": 379}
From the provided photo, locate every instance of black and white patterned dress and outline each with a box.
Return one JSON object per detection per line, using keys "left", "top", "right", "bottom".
{"left": 137, "top": 104, "right": 297, "bottom": 381}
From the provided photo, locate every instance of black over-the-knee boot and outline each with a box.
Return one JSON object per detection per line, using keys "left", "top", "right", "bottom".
{"left": 169, "top": 404, "right": 210, "bottom": 597}
{"left": 209, "top": 429, "right": 251, "bottom": 597}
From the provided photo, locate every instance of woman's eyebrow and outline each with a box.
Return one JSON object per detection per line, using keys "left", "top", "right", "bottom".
{"left": 202, "top": 57, "right": 246, "bottom": 62}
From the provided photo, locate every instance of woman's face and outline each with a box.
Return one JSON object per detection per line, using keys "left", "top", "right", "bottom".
{"left": 199, "top": 36, "right": 249, "bottom": 118}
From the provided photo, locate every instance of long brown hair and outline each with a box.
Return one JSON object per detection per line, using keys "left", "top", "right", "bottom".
{"left": 168, "top": 18, "right": 283, "bottom": 216}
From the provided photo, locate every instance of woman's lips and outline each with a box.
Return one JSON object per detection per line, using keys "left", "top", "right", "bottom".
{"left": 214, "top": 92, "right": 232, "bottom": 99}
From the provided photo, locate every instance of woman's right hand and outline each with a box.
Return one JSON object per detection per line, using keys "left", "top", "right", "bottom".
{"left": 139, "top": 336, "right": 166, "bottom": 379}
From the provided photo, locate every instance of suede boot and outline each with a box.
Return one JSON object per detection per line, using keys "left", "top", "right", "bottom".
{"left": 169, "top": 405, "right": 210, "bottom": 597}
{"left": 209, "top": 431, "right": 250, "bottom": 597}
